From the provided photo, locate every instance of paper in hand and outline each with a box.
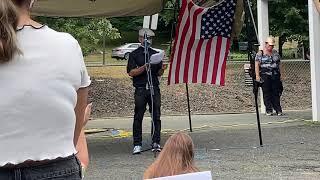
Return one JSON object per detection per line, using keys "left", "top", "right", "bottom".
{"left": 150, "top": 50, "right": 165, "bottom": 64}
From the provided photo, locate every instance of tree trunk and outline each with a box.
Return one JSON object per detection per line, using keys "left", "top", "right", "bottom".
{"left": 278, "top": 35, "right": 286, "bottom": 57}
{"left": 233, "top": 37, "right": 239, "bottom": 51}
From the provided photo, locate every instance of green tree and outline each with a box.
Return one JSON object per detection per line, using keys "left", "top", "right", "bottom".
{"left": 268, "top": 0, "right": 308, "bottom": 56}
{"left": 36, "top": 17, "right": 121, "bottom": 55}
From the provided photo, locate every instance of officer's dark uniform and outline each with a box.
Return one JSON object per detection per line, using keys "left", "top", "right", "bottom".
{"left": 127, "top": 46, "right": 163, "bottom": 146}
{"left": 256, "top": 50, "right": 283, "bottom": 114}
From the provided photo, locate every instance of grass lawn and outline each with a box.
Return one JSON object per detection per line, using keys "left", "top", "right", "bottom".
{"left": 87, "top": 65, "right": 170, "bottom": 79}
{"left": 87, "top": 66, "right": 128, "bottom": 79}
{"left": 84, "top": 46, "right": 128, "bottom": 66}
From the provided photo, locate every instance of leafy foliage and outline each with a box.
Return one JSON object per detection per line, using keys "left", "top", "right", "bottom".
{"left": 36, "top": 17, "right": 121, "bottom": 55}
{"left": 269, "top": 0, "right": 309, "bottom": 44}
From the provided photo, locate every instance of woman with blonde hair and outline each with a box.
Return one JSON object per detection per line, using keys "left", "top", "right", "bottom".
{"left": 144, "top": 132, "right": 199, "bottom": 179}
{"left": 0, "top": 0, "right": 91, "bottom": 179}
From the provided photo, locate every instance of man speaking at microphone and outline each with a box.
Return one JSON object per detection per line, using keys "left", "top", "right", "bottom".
{"left": 127, "top": 28, "right": 167, "bottom": 155}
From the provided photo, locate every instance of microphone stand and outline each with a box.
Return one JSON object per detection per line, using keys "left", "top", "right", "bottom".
{"left": 142, "top": 32, "right": 158, "bottom": 158}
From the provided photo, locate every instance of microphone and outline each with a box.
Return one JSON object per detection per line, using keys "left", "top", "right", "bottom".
{"left": 143, "top": 33, "right": 151, "bottom": 54}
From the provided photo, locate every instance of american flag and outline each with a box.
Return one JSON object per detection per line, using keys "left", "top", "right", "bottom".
{"left": 168, "top": 0, "right": 237, "bottom": 86}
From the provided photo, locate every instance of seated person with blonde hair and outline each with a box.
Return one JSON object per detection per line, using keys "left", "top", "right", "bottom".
{"left": 144, "top": 132, "right": 199, "bottom": 179}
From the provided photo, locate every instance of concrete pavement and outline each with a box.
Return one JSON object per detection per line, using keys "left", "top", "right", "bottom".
{"left": 84, "top": 110, "right": 320, "bottom": 180}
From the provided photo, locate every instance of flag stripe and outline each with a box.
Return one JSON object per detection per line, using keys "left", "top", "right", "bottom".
{"left": 197, "top": 40, "right": 208, "bottom": 83}
{"left": 202, "top": 38, "right": 213, "bottom": 83}
{"left": 183, "top": 7, "right": 204, "bottom": 83}
{"left": 175, "top": 7, "right": 191, "bottom": 84}
{"left": 180, "top": 3, "right": 198, "bottom": 83}
{"left": 192, "top": 39, "right": 204, "bottom": 83}
{"left": 220, "top": 39, "right": 231, "bottom": 85}
{"left": 215, "top": 37, "right": 228, "bottom": 85}
{"left": 168, "top": 0, "right": 188, "bottom": 85}
{"left": 206, "top": 37, "right": 217, "bottom": 83}
{"left": 188, "top": 10, "right": 206, "bottom": 83}
{"left": 211, "top": 36, "right": 222, "bottom": 84}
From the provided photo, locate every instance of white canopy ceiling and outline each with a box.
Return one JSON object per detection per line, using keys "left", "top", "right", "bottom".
{"left": 32, "top": 0, "right": 164, "bottom": 17}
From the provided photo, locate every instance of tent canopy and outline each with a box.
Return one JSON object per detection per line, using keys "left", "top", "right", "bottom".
{"left": 32, "top": 0, "right": 243, "bottom": 38}
{"left": 32, "top": 0, "right": 164, "bottom": 17}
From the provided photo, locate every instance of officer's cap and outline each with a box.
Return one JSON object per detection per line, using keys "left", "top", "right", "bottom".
{"left": 139, "top": 28, "right": 155, "bottom": 37}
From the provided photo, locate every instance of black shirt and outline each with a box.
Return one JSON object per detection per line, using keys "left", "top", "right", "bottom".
{"left": 127, "top": 46, "right": 163, "bottom": 88}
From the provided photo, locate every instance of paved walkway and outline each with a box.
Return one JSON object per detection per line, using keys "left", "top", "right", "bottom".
{"left": 86, "top": 110, "right": 312, "bottom": 134}
{"left": 84, "top": 110, "right": 320, "bottom": 180}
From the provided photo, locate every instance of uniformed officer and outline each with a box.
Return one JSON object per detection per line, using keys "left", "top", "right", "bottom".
{"left": 127, "top": 28, "right": 167, "bottom": 154}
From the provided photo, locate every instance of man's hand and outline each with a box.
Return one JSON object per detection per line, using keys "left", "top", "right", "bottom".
{"left": 128, "top": 65, "right": 147, "bottom": 77}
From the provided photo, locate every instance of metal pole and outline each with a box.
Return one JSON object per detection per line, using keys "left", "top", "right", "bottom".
{"left": 254, "top": 89, "right": 263, "bottom": 146}
{"left": 244, "top": 0, "right": 263, "bottom": 146}
{"left": 186, "top": 83, "right": 193, "bottom": 132}
{"left": 103, "top": 30, "right": 106, "bottom": 66}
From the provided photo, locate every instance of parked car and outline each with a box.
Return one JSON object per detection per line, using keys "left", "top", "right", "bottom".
{"left": 111, "top": 43, "right": 140, "bottom": 60}
{"left": 112, "top": 43, "right": 164, "bottom": 60}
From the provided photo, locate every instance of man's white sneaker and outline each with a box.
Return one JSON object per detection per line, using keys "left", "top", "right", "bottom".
{"left": 133, "top": 146, "right": 142, "bottom": 155}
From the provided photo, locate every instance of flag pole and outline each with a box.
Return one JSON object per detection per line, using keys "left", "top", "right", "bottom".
{"left": 244, "top": 0, "right": 263, "bottom": 146}
{"left": 186, "top": 83, "right": 193, "bottom": 132}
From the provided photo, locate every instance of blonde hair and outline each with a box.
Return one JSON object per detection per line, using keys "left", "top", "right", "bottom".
{"left": 0, "top": 0, "right": 19, "bottom": 62}
{"left": 144, "top": 132, "right": 199, "bottom": 179}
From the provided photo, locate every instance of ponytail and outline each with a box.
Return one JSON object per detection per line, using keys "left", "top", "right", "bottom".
{"left": 0, "top": 0, "right": 19, "bottom": 63}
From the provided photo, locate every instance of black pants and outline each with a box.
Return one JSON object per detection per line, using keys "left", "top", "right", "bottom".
{"left": 0, "top": 155, "right": 82, "bottom": 180}
{"left": 133, "top": 87, "right": 161, "bottom": 146}
{"left": 261, "top": 74, "right": 283, "bottom": 113}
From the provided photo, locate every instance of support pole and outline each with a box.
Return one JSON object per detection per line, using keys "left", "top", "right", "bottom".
{"left": 103, "top": 30, "right": 106, "bottom": 66}
{"left": 257, "top": 0, "right": 269, "bottom": 114}
{"left": 244, "top": 0, "right": 263, "bottom": 146}
{"left": 186, "top": 83, "right": 193, "bottom": 132}
{"left": 308, "top": 0, "right": 320, "bottom": 121}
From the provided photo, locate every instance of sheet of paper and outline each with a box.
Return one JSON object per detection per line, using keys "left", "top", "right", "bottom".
{"left": 150, "top": 50, "right": 165, "bottom": 64}
{"left": 149, "top": 171, "right": 212, "bottom": 180}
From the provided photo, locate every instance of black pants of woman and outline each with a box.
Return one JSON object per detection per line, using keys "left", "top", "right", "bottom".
{"left": 0, "top": 155, "right": 82, "bottom": 180}
{"left": 261, "top": 74, "right": 283, "bottom": 114}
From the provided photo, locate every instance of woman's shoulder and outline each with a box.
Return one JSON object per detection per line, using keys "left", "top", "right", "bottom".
{"left": 43, "top": 26, "right": 80, "bottom": 48}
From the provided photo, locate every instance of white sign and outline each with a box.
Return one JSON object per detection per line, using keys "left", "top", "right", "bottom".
{"left": 151, "top": 14, "right": 159, "bottom": 30}
{"left": 143, "top": 14, "right": 159, "bottom": 30}
{"left": 143, "top": 16, "right": 151, "bottom": 29}
{"left": 149, "top": 171, "right": 212, "bottom": 180}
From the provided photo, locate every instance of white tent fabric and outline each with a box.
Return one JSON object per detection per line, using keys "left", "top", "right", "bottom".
{"left": 32, "top": 0, "right": 164, "bottom": 17}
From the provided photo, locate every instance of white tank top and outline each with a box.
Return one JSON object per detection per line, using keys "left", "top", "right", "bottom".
{"left": 0, "top": 26, "right": 91, "bottom": 166}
